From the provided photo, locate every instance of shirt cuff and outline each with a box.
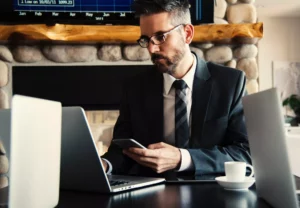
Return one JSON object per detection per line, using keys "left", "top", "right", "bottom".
{"left": 102, "top": 158, "right": 112, "bottom": 175}
{"left": 177, "top": 149, "right": 194, "bottom": 172}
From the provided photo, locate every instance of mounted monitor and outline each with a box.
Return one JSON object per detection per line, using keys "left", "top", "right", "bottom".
{"left": 0, "top": 0, "right": 214, "bottom": 25}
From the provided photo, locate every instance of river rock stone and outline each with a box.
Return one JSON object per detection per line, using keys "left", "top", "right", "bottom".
{"left": 234, "top": 44, "right": 258, "bottom": 59}
{"left": 226, "top": 0, "right": 238, "bottom": 4}
{"left": 43, "top": 45, "right": 97, "bottom": 63}
{"left": 214, "top": 17, "right": 229, "bottom": 24}
{"left": 214, "top": 0, "right": 227, "bottom": 19}
{"left": 0, "top": 61, "right": 8, "bottom": 87}
{"left": 190, "top": 46, "right": 204, "bottom": 59}
{"left": 195, "top": 43, "right": 214, "bottom": 50}
{"left": 0, "top": 155, "right": 9, "bottom": 174}
{"left": 0, "top": 176, "right": 8, "bottom": 189}
{"left": 226, "top": 59, "right": 237, "bottom": 68}
{"left": 123, "top": 45, "right": 150, "bottom": 61}
{"left": 205, "top": 46, "right": 233, "bottom": 64}
{"left": 13, "top": 46, "right": 43, "bottom": 63}
{"left": 0, "top": 90, "right": 8, "bottom": 109}
{"left": 227, "top": 3, "right": 257, "bottom": 23}
{"left": 98, "top": 45, "right": 122, "bottom": 61}
{"left": 246, "top": 79, "right": 259, "bottom": 94}
{"left": 0, "top": 89, "right": 8, "bottom": 109}
{"left": 0, "top": 46, "right": 13, "bottom": 62}
{"left": 237, "top": 58, "right": 258, "bottom": 79}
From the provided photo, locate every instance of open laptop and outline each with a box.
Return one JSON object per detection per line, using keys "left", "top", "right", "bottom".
{"left": 242, "top": 88, "right": 300, "bottom": 208}
{"left": 0, "top": 95, "right": 62, "bottom": 208}
{"left": 60, "top": 107, "right": 165, "bottom": 193}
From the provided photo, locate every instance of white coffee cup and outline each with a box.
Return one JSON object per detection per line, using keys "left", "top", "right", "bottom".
{"left": 224, "top": 161, "right": 254, "bottom": 182}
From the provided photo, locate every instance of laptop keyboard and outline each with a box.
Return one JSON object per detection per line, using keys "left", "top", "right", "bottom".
{"left": 109, "top": 180, "right": 129, "bottom": 187}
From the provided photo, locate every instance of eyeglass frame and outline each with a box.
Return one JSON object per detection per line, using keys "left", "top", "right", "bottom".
{"left": 137, "top": 24, "right": 184, "bottom": 48}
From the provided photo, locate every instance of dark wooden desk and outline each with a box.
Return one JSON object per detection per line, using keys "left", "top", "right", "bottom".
{"left": 3, "top": 177, "right": 299, "bottom": 207}
{"left": 57, "top": 183, "right": 272, "bottom": 208}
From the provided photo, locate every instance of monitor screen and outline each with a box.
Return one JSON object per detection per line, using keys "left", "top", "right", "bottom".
{"left": 11, "top": 0, "right": 138, "bottom": 25}
{"left": 0, "top": 0, "right": 214, "bottom": 25}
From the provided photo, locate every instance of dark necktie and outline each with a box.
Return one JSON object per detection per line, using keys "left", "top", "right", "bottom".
{"left": 173, "top": 80, "right": 189, "bottom": 148}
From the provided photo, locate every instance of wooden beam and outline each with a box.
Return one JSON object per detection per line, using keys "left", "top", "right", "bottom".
{"left": 193, "top": 22, "right": 263, "bottom": 42}
{"left": 0, "top": 22, "right": 263, "bottom": 43}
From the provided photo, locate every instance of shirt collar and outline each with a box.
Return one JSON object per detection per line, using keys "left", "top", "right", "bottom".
{"left": 163, "top": 54, "right": 196, "bottom": 94}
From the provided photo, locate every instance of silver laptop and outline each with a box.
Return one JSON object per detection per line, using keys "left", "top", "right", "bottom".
{"left": 60, "top": 107, "right": 165, "bottom": 193}
{"left": 0, "top": 95, "right": 62, "bottom": 208}
{"left": 242, "top": 88, "right": 300, "bottom": 208}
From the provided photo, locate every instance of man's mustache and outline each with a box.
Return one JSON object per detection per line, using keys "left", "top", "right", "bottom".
{"left": 151, "top": 54, "right": 168, "bottom": 62}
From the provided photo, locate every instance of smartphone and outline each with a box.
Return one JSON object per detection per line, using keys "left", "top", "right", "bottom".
{"left": 113, "top": 139, "right": 147, "bottom": 149}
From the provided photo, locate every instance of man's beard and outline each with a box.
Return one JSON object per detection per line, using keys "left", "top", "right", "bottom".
{"left": 151, "top": 47, "right": 185, "bottom": 75}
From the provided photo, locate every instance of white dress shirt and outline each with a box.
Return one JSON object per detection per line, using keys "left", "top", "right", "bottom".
{"left": 105, "top": 55, "right": 197, "bottom": 173}
{"left": 163, "top": 55, "right": 196, "bottom": 171}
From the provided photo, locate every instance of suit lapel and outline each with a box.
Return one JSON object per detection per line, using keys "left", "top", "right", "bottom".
{"left": 190, "top": 57, "right": 213, "bottom": 148}
{"left": 144, "top": 70, "right": 164, "bottom": 144}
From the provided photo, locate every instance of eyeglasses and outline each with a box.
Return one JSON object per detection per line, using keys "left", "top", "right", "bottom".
{"left": 137, "top": 24, "right": 184, "bottom": 48}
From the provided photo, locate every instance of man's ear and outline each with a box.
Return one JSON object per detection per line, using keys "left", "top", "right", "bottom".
{"left": 183, "top": 24, "right": 194, "bottom": 44}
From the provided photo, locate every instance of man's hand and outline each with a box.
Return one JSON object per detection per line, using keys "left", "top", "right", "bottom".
{"left": 101, "top": 159, "right": 108, "bottom": 172}
{"left": 123, "top": 142, "right": 181, "bottom": 173}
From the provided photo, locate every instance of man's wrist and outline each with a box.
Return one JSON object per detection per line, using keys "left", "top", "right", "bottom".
{"left": 176, "top": 149, "right": 194, "bottom": 172}
{"left": 175, "top": 148, "right": 182, "bottom": 170}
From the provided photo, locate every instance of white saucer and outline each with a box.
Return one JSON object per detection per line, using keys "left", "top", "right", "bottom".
{"left": 215, "top": 176, "right": 255, "bottom": 191}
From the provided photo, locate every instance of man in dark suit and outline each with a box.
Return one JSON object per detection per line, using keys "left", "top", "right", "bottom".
{"left": 101, "top": 0, "right": 251, "bottom": 177}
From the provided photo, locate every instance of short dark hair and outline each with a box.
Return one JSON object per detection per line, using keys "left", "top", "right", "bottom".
{"left": 132, "top": 0, "right": 191, "bottom": 25}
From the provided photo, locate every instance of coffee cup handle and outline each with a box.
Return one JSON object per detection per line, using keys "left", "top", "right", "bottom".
{"left": 246, "top": 164, "right": 254, "bottom": 177}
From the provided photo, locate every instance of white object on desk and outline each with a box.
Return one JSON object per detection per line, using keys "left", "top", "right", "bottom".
{"left": 9, "top": 95, "right": 62, "bottom": 208}
{"left": 224, "top": 161, "right": 254, "bottom": 182}
{"left": 215, "top": 176, "right": 255, "bottom": 191}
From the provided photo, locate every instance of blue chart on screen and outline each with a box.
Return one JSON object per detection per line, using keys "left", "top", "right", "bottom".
{"left": 14, "top": 0, "right": 134, "bottom": 12}
{"left": 8, "top": 0, "right": 213, "bottom": 26}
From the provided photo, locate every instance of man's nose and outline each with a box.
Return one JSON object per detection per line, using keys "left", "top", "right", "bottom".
{"left": 147, "top": 41, "right": 160, "bottom": 54}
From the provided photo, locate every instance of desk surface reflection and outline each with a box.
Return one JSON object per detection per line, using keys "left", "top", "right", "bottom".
{"left": 57, "top": 183, "right": 272, "bottom": 208}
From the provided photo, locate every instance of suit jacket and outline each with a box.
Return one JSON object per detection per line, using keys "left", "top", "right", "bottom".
{"left": 102, "top": 54, "right": 251, "bottom": 177}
